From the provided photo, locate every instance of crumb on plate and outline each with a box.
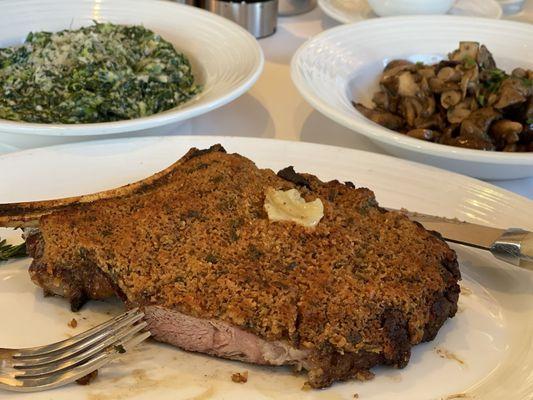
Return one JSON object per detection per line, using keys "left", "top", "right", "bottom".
{"left": 443, "top": 394, "right": 469, "bottom": 400}
{"left": 435, "top": 347, "right": 466, "bottom": 366}
{"left": 231, "top": 371, "right": 248, "bottom": 384}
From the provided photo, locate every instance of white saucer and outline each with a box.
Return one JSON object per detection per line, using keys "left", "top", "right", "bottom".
{"left": 319, "top": 0, "right": 502, "bottom": 24}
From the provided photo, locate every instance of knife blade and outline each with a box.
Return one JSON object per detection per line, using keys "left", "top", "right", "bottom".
{"left": 398, "top": 211, "right": 504, "bottom": 250}
{"left": 389, "top": 209, "right": 533, "bottom": 270}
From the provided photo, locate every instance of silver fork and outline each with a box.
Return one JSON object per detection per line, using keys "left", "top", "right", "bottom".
{"left": 0, "top": 308, "right": 150, "bottom": 392}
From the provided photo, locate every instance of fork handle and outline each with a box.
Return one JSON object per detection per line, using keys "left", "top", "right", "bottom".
{"left": 491, "top": 229, "right": 533, "bottom": 271}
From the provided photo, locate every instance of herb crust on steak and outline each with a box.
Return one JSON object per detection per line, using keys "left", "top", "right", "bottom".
{"left": 0, "top": 145, "right": 460, "bottom": 388}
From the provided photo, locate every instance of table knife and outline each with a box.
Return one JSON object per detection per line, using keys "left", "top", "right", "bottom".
{"left": 393, "top": 210, "right": 533, "bottom": 270}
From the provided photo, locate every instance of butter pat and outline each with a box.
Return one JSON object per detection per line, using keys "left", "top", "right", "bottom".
{"left": 264, "top": 187, "right": 324, "bottom": 228}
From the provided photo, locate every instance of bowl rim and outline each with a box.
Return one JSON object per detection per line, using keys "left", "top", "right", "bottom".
{"left": 290, "top": 15, "right": 533, "bottom": 166}
{"left": 0, "top": 0, "right": 264, "bottom": 137}
{"left": 366, "top": 0, "right": 456, "bottom": 16}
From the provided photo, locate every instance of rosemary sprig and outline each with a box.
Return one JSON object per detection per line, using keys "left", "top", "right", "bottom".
{"left": 0, "top": 238, "right": 27, "bottom": 261}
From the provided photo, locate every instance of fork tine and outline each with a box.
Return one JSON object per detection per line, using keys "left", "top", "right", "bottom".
{"left": 8, "top": 331, "right": 151, "bottom": 392}
{"left": 14, "top": 311, "right": 144, "bottom": 366}
{"left": 14, "top": 308, "right": 142, "bottom": 358}
{"left": 14, "top": 321, "right": 148, "bottom": 376}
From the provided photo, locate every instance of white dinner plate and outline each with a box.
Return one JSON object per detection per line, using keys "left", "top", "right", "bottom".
{"left": 0, "top": 136, "right": 532, "bottom": 399}
{"left": 0, "top": 0, "right": 263, "bottom": 138}
{"left": 318, "top": 0, "right": 502, "bottom": 25}
{"left": 291, "top": 17, "right": 533, "bottom": 179}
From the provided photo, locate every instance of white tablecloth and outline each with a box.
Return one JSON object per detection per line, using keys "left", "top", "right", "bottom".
{"left": 2, "top": 1, "right": 533, "bottom": 199}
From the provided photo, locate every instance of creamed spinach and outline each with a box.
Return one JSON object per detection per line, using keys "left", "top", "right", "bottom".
{"left": 0, "top": 23, "right": 200, "bottom": 123}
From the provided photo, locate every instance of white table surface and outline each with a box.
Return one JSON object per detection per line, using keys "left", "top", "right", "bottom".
{"left": 1, "top": 1, "right": 533, "bottom": 199}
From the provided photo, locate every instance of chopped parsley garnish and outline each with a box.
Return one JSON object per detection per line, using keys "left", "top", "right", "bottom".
{"left": 462, "top": 55, "right": 477, "bottom": 69}
{"left": 0, "top": 23, "right": 201, "bottom": 123}
{"left": 481, "top": 68, "right": 508, "bottom": 93}
{"left": 114, "top": 344, "right": 127, "bottom": 354}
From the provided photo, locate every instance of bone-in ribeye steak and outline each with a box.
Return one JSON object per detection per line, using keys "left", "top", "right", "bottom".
{"left": 0, "top": 145, "right": 460, "bottom": 388}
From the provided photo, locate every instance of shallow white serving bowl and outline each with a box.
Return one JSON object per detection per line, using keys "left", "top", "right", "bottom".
{"left": 367, "top": 0, "right": 454, "bottom": 16}
{"left": 291, "top": 16, "right": 533, "bottom": 179}
{"left": 0, "top": 0, "right": 263, "bottom": 139}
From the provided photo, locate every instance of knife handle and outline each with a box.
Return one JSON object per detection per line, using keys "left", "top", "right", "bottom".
{"left": 490, "top": 229, "right": 533, "bottom": 270}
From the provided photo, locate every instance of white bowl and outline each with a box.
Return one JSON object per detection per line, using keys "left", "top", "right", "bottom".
{"left": 291, "top": 16, "right": 533, "bottom": 180}
{"left": 0, "top": 0, "right": 263, "bottom": 138}
{"left": 367, "top": 0, "right": 455, "bottom": 16}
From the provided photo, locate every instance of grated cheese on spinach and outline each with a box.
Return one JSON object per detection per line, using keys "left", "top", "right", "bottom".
{"left": 0, "top": 22, "right": 200, "bottom": 123}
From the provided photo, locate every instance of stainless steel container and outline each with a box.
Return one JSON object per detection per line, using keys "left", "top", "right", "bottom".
{"left": 278, "top": 0, "right": 316, "bottom": 16}
{"left": 496, "top": 0, "right": 525, "bottom": 14}
{"left": 174, "top": 0, "right": 199, "bottom": 6}
{"left": 203, "top": 0, "right": 278, "bottom": 39}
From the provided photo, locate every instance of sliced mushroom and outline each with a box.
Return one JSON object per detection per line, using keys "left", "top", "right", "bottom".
{"left": 437, "top": 60, "right": 461, "bottom": 70}
{"left": 440, "top": 135, "right": 495, "bottom": 151}
{"left": 399, "top": 97, "right": 424, "bottom": 126}
{"left": 441, "top": 123, "right": 460, "bottom": 140}
{"left": 476, "top": 45, "right": 496, "bottom": 70}
{"left": 441, "top": 90, "right": 462, "bottom": 109}
{"left": 490, "top": 120, "right": 523, "bottom": 145}
{"left": 447, "top": 108, "right": 471, "bottom": 124}
{"left": 417, "top": 67, "right": 436, "bottom": 79}
{"left": 353, "top": 103, "right": 404, "bottom": 130}
{"left": 449, "top": 42, "right": 479, "bottom": 63}
{"left": 372, "top": 91, "right": 390, "bottom": 110}
{"left": 437, "top": 67, "right": 461, "bottom": 82}
{"left": 384, "top": 59, "right": 414, "bottom": 72}
{"left": 453, "top": 137, "right": 495, "bottom": 150}
{"left": 406, "top": 128, "right": 440, "bottom": 141}
{"left": 419, "top": 76, "right": 431, "bottom": 93}
{"left": 447, "top": 99, "right": 476, "bottom": 124}
{"left": 460, "top": 65, "right": 479, "bottom": 98}
{"left": 381, "top": 60, "right": 415, "bottom": 84}
{"left": 487, "top": 93, "right": 500, "bottom": 107}
{"left": 503, "top": 144, "right": 517, "bottom": 152}
{"left": 423, "top": 95, "right": 436, "bottom": 117}
{"left": 460, "top": 107, "right": 501, "bottom": 140}
{"left": 397, "top": 72, "right": 420, "bottom": 97}
{"left": 494, "top": 78, "right": 529, "bottom": 109}
{"left": 429, "top": 77, "right": 460, "bottom": 94}
{"left": 511, "top": 68, "right": 527, "bottom": 79}
{"left": 414, "top": 113, "right": 445, "bottom": 131}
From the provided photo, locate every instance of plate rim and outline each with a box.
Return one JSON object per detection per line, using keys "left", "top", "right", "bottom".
{"left": 2, "top": 135, "right": 532, "bottom": 206}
